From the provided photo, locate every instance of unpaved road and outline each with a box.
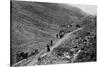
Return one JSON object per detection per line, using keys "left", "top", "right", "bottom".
{"left": 27, "top": 27, "right": 83, "bottom": 66}
{"left": 50, "top": 27, "right": 83, "bottom": 50}
{"left": 12, "top": 27, "right": 83, "bottom": 66}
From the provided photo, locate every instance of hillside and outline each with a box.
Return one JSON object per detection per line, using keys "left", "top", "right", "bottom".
{"left": 11, "top": 1, "right": 96, "bottom": 65}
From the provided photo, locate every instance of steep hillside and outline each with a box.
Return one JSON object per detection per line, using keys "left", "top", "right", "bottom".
{"left": 11, "top": 1, "right": 91, "bottom": 65}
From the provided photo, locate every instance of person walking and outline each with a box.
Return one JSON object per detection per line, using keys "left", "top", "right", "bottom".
{"left": 50, "top": 40, "right": 53, "bottom": 46}
{"left": 47, "top": 44, "right": 50, "bottom": 52}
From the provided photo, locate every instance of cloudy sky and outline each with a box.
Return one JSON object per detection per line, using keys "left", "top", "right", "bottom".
{"left": 71, "top": 4, "right": 97, "bottom": 16}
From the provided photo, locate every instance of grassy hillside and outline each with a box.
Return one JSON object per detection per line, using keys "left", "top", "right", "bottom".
{"left": 11, "top": 1, "right": 95, "bottom": 65}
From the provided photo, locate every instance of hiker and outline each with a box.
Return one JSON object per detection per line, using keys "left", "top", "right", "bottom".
{"left": 50, "top": 40, "right": 53, "bottom": 46}
{"left": 76, "top": 24, "right": 80, "bottom": 28}
{"left": 59, "top": 30, "right": 65, "bottom": 38}
{"left": 56, "top": 30, "right": 65, "bottom": 39}
{"left": 17, "top": 52, "right": 28, "bottom": 60}
{"left": 23, "top": 53, "right": 28, "bottom": 59}
{"left": 16, "top": 52, "right": 23, "bottom": 61}
{"left": 18, "top": 52, "right": 24, "bottom": 58}
{"left": 47, "top": 44, "right": 50, "bottom": 52}
{"left": 56, "top": 33, "right": 59, "bottom": 38}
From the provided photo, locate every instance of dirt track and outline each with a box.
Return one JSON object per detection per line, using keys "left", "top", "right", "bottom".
{"left": 12, "top": 27, "right": 83, "bottom": 66}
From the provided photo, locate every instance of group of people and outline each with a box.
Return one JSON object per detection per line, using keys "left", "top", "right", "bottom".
{"left": 46, "top": 30, "right": 65, "bottom": 52}
{"left": 16, "top": 30, "right": 65, "bottom": 62}
{"left": 16, "top": 49, "right": 39, "bottom": 61}
{"left": 56, "top": 30, "right": 65, "bottom": 39}
{"left": 46, "top": 40, "right": 53, "bottom": 52}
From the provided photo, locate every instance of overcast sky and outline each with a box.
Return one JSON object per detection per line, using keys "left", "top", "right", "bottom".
{"left": 71, "top": 4, "right": 97, "bottom": 16}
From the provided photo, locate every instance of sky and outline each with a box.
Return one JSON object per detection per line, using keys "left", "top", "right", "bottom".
{"left": 71, "top": 4, "right": 97, "bottom": 16}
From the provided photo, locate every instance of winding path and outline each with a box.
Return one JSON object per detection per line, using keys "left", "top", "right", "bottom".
{"left": 12, "top": 27, "right": 83, "bottom": 66}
